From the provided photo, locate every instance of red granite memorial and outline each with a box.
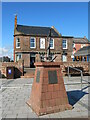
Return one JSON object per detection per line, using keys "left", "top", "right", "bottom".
{"left": 27, "top": 28, "right": 72, "bottom": 115}
{"left": 27, "top": 62, "right": 72, "bottom": 115}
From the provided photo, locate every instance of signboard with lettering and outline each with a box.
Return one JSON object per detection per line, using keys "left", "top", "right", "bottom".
{"left": 36, "top": 71, "right": 40, "bottom": 83}
{"left": 48, "top": 70, "right": 58, "bottom": 84}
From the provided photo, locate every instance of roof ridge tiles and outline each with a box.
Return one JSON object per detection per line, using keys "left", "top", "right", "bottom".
{"left": 17, "top": 24, "right": 51, "bottom": 28}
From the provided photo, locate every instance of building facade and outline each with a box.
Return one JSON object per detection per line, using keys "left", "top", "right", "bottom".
{"left": 74, "top": 46, "right": 90, "bottom": 62}
{"left": 72, "top": 37, "right": 90, "bottom": 61}
{"left": 14, "top": 16, "right": 90, "bottom": 67}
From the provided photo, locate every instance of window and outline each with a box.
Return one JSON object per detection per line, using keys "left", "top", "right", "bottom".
{"left": 72, "top": 43, "right": 75, "bottom": 48}
{"left": 16, "top": 38, "right": 20, "bottom": 48}
{"left": 62, "top": 55, "right": 67, "bottom": 62}
{"left": 62, "top": 39, "right": 67, "bottom": 49}
{"left": 30, "top": 54, "right": 36, "bottom": 68}
{"left": 50, "top": 38, "right": 54, "bottom": 49}
{"left": 30, "top": 37, "right": 36, "bottom": 48}
{"left": 40, "top": 38, "right": 45, "bottom": 49}
{"left": 15, "top": 53, "right": 22, "bottom": 62}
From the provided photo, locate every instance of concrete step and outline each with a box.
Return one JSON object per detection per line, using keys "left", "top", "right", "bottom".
{"left": 21, "top": 70, "right": 35, "bottom": 78}
{"left": 21, "top": 75, "right": 34, "bottom": 78}
{"left": 24, "top": 68, "right": 35, "bottom": 74}
{"left": 24, "top": 73, "right": 34, "bottom": 76}
{"left": 21, "top": 73, "right": 34, "bottom": 78}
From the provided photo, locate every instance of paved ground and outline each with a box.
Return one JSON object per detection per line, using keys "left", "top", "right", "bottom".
{"left": 0, "top": 76, "right": 89, "bottom": 118}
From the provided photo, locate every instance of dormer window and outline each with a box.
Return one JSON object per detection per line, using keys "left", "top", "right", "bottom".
{"left": 16, "top": 38, "right": 20, "bottom": 48}
{"left": 30, "top": 37, "right": 36, "bottom": 48}
{"left": 62, "top": 39, "right": 67, "bottom": 49}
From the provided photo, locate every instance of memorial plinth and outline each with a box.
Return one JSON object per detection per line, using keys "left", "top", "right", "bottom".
{"left": 27, "top": 62, "right": 72, "bottom": 116}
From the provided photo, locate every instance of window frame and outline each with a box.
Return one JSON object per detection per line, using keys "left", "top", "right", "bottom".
{"left": 50, "top": 38, "right": 54, "bottom": 49}
{"left": 16, "top": 38, "right": 20, "bottom": 48}
{"left": 62, "top": 54, "right": 67, "bottom": 62}
{"left": 62, "top": 39, "right": 67, "bottom": 49}
{"left": 72, "top": 43, "right": 75, "bottom": 48}
{"left": 15, "top": 53, "right": 22, "bottom": 62}
{"left": 40, "top": 38, "right": 45, "bottom": 49}
{"left": 30, "top": 37, "right": 36, "bottom": 48}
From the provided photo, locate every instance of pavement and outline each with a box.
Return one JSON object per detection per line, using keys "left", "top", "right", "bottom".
{"left": 0, "top": 76, "right": 89, "bottom": 119}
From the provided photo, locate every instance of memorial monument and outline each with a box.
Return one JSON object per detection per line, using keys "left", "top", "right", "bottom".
{"left": 27, "top": 28, "right": 72, "bottom": 116}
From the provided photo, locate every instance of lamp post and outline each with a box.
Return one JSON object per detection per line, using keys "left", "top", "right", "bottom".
{"left": 41, "top": 28, "right": 57, "bottom": 62}
{"left": 46, "top": 28, "right": 52, "bottom": 61}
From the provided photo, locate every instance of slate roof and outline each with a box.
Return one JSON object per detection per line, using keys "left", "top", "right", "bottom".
{"left": 73, "top": 38, "right": 90, "bottom": 44}
{"left": 74, "top": 46, "right": 90, "bottom": 56}
{"left": 15, "top": 24, "right": 60, "bottom": 37}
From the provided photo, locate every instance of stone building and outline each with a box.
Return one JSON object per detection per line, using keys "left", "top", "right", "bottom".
{"left": 74, "top": 46, "right": 90, "bottom": 61}
{"left": 14, "top": 15, "right": 89, "bottom": 67}
{"left": 72, "top": 37, "right": 90, "bottom": 58}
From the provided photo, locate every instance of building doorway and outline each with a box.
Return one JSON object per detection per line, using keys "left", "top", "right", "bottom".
{"left": 30, "top": 54, "right": 36, "bottom": 68}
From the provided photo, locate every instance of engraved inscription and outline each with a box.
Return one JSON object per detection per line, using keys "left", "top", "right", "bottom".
{"left": 36, "top": 71, "right": 40, "bottom": 83}
{"left": 48, "top": 70, "right": 58, "bottom": 84}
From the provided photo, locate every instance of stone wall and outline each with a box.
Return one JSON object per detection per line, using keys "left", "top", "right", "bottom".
{"left": 62, "top": 61, "right": 90, "bottom": 76}
{"left": 0, "top": 59, "right": 24, "bottom": 78}
{"left": 0, "top": 60, "right": 89, "bottom": 78}
{"left": 14, "top": 36, "right": 62, "bottom": 53}
{"left": 14, "top": 36, "right": 74, "bottom": 67}
{"left": 21, "top": 61, "right": 90, "bottom": 78}
{"left": 0, "top": 62, "right": 2, "bottom": 78}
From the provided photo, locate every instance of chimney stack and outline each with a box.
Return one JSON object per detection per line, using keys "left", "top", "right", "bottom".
{"left": 14, "top": 15, "right": 17, "bottom": 29}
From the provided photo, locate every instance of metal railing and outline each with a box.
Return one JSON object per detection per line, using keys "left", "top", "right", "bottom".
{"left": 68, "top": 66, "right": 83, "bottom": 90}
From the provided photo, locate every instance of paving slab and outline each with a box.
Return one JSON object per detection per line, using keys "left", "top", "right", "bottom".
{"left": 0, "top": 76, "right": 89, "bottom": 118}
